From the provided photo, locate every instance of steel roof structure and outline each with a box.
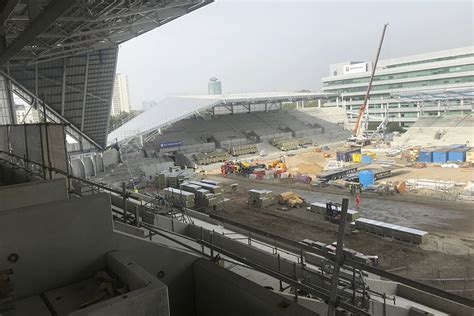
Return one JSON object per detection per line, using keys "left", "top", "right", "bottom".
{"left": 0, "top": 0, "right": 213, "bottom": 149}
{"left": 107, "top": 92, "right": 334, "bottom": 144}
{"left": 391, "top": 87, "right": 474, "bottom": 102}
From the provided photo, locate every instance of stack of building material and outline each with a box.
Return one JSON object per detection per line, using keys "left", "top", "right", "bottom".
{"left": 230, "top": 143, "right": 258, "bottom": 156}
{"left": 194, "top": 151, "right": 229, "bottom": 165}
{"left": 187, "top": 180, "right": 225, "bottom": 210}
{"left": 200, "top": 179, "right": 222, "bottom": 186}
{"left": 297, "top": 138, "right": 313, "bottom": 146}
{"left": 180, "top": 182, "right": 218, "bottom": 210}
{"left": 248, "top": 189, "right": 276, "bottom": 208}
{"left": 270, "top": 138, "right": 300, "bottom": 151}
{"left": 354, "top": 218, "right": 428, "bottom": 244}
{"left": 163, "top": 187, "right": 195, "bottom": 208}
{"left": 155, "top": 168, "right": 198, "bottom": 189}
{"left": 154, "top": 173, "right": 167, "bottom": 189}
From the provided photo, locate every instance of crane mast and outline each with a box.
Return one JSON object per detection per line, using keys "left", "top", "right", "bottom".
{"left": 352, "top": 23, "right": 389, "bottom": 136}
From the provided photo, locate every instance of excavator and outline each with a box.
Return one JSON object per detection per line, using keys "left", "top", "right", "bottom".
{"left": 266, "top": 156, "right": 287, "bottom": 171}
{"left": 347, "top": 23, "right": 389, "bottom": 148}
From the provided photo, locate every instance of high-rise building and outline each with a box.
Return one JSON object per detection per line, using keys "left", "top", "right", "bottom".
{"left": 321, "top": 46, "right": 473, "bottom": 127}
{"left": 111, "top": 73, "right": 131, "bottom": 115}
{"left": 208, "top": 77, "right": 222, "bottom": 95}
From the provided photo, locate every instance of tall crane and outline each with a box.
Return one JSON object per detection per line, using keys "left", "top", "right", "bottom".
{"left": 352, "top": 23, "right": 389, "bottom": 137}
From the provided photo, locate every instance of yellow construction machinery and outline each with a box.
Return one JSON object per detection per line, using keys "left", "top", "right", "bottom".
{"left": 267, "top": 156, "right": 286, "bottom": 169}
{"left": 277, "top": 191, "right": 305, "bottom": 208}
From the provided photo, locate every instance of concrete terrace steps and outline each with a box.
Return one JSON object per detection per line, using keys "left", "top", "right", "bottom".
{"left": 392, "top": 114, "right": 474, "bottom": 146}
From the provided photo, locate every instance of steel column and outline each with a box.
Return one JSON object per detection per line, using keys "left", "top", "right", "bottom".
{"left": 80, "top": 53, "right": 90, "bottom": 131}
{"left": 60, "top": 58, "right": 67, "bottom": 116}
{"left": 327, "top": 198, "right": 349, "bottom": 315}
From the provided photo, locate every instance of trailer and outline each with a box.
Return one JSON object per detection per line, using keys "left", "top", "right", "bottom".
{"left": 317, "top": 165, "right": 360, "bottom": 182}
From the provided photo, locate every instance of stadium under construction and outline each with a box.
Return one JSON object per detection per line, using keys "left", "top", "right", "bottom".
{"left": 0, "top": 1, "right": 473, "bottom": 316}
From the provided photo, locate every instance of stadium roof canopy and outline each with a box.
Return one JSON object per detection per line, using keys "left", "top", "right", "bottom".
{"left": 0, "top": 0, "right": 212, "bottom": 150}
{"left": 107, "top": 92, "right": 334, "bottom": 144}
{"left": 391, "top": 87, "right": 474, "bottom": 102}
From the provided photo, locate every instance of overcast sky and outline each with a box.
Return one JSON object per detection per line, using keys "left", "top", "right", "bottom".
{"left": 116, "top": 0, "right": 473, "bottom": 109}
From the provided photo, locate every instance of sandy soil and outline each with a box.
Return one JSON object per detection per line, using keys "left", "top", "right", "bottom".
{"left": 207, "top": 146, "right": 474, "bottom": 183}
{"left": 389, "top": 166, "right": 474, "bottom": 183}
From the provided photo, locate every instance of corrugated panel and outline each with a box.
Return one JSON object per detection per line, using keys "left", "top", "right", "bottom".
{"left": 9, "top": 48, "right": 117, "bottom": 147}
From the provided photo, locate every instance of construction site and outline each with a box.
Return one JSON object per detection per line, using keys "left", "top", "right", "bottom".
{"left": 0, "top": 1, "right": 473, "bottom": 316}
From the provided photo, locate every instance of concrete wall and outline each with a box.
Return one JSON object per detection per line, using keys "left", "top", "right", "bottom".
{"left": 0, "top": 178, "right": 67, "bottom": 211}
{"left": 194, "top": 258, "right": 316, "bottom": 316}
{"left": 186, "top": 224, "right": 304, "bottom": 280}
{"left": 143, "top": 159, "right": 175, "bottom": 178}
{"left": 398, "top": 284, "right": 473, "bottom": 316}
{"left": 82, "top": 156, "right": 96, "bottom": 177}
{"left": 70, "top": 159, "right": 86, "bottom": 178}
{"left": 0, "top": 161, "right": 38, "bottom": 184}
{"left": 111, "top": 232, "right": 199, "bottom": 316}
{"left": 0, "top": 194, "right": 116, "bottom": 298}
{"left": 103, "top": 148, "right": 121, "bottom": 167}
{"left": 94, "top": 153, "right": 104, "bottom": 172}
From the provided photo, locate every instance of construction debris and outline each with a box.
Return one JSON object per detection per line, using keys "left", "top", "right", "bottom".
{"left": 277, "top": 192, "right": 305, "bottom": 208}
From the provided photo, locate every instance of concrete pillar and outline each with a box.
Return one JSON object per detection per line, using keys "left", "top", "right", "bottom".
{"left": 70, "top": 159, "right": 86, "bottom": 178}
{"left": 318, "top": 99, "right": 321, "bottom": 108}
{"left": 82, "top": 156, "right": 96, "bottom": 177}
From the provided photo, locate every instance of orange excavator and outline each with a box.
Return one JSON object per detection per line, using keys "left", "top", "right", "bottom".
{"left": 347, "top": 24, "right": 389, "bottom": 147}
{"left": 266, "top": 156, "right": 287, "bottom": 172}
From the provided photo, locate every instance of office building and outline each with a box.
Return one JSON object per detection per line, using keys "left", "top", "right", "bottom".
{"left": 321, "top": 46, "right": 474, "bottom": 127}
{"left": 111, "top": 73, "right": 131, "bottom": 115}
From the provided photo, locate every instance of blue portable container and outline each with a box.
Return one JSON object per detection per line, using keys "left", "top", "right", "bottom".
{"left": 432, "top": 148, "right": 450, "bottom": 163}
{"left": 418, "top": 150, "right": 433, "bottom": 163}
{"left": 361, "top": 155, "right": 372, "bottom": 164}
{"left": 359, "top": 170, "right": 375, "bottom": 188}
{"left": 448, "top": 148, "right": 469, "bottom": 162}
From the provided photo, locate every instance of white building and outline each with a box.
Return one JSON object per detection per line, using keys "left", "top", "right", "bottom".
{"left": 111, "top": 73, "right": 131, "bottom": 115}
{"left": 321, "top": 46, "right": 474, "bottom": 128}
{"left": 208, "top": 77, "right": 222, "bottom": 95}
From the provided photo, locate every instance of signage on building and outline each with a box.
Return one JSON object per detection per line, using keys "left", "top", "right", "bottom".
{"left": 343, "top": 62, "right": 368, "bottom": 75}
{"left": 159, "top": 141, "right": 182, "bottom": 148}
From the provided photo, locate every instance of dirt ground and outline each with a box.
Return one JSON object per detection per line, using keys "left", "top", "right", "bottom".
{"left": 203, "top": 174, "right": 473, "bottom": 297}
{"left": 388, "top": 166, "right": 474, "bottom": 183}
{"left": 211, "top": 146, "right": 474, "bottom": 183}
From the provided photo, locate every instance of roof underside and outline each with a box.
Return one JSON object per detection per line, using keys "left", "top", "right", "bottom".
{"left": 0, "top": 0, "right": 213, "bottom": 148}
